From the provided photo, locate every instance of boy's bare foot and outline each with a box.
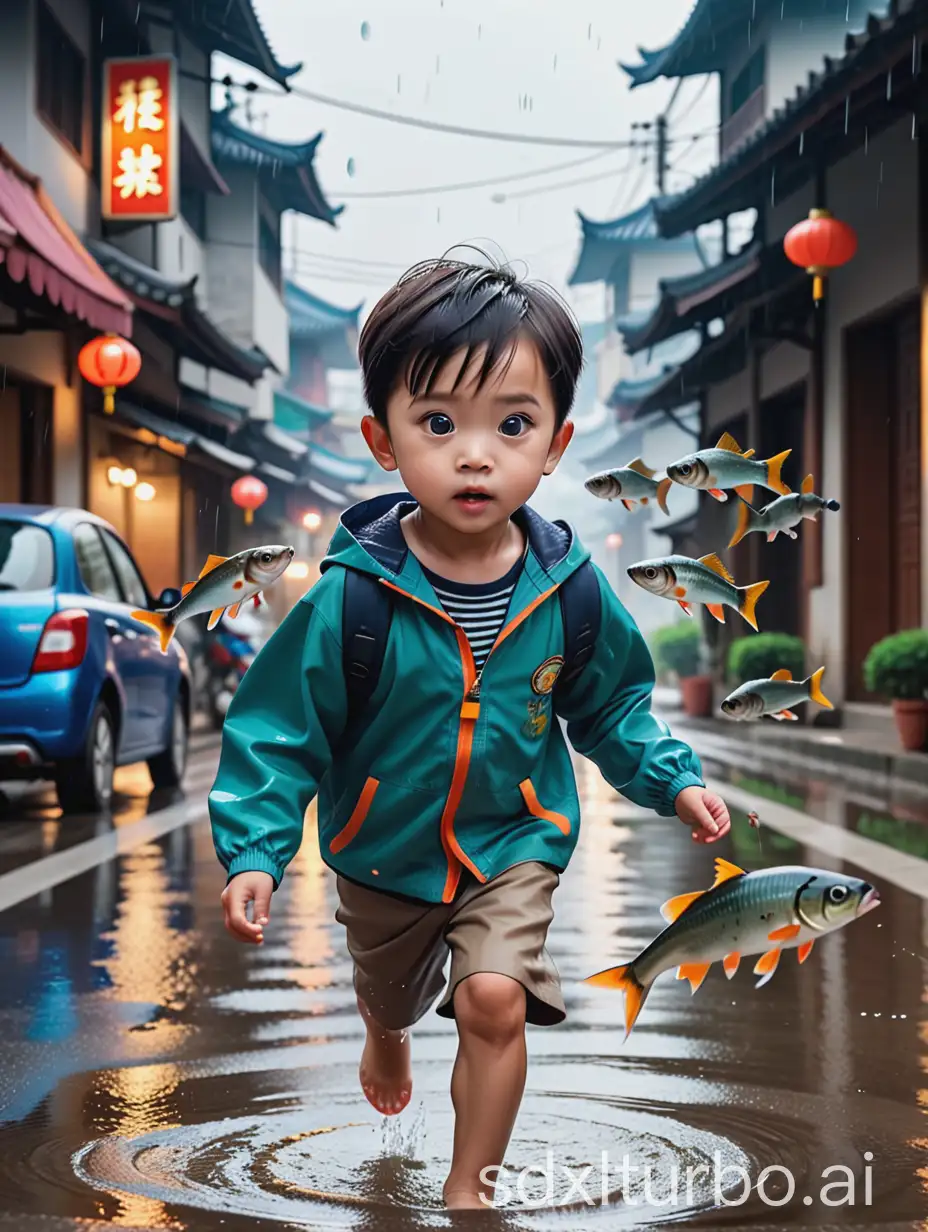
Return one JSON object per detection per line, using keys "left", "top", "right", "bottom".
{"left": 357, "top": 994, "right": 412, "bottom": 1116}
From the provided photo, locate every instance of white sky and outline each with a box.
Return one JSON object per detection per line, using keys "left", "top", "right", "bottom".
{"left": 215, "top": 0, "right": 720, "bottom": 324}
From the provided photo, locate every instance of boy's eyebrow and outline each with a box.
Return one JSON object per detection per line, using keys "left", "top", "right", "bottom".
{"left": 412, "top": 391, "right": 542, "bottom": 408}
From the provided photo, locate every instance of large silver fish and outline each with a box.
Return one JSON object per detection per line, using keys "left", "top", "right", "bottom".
{"left": 585, "top": 856, "right": 880, "bottom": 1038}
{"left": 131, "top": 545, "right": 294, "bottom": 653}
{"left": 627, "top": 551, "right": 770, "bottom": 630}
{"left": 584, "top": 457, "right": 673, "bottom": 514}
{"left": 721, "top": 667, "right": 834, "bottom": 721}
{"left": 666, "top": 431, "right": 792, "bottom": 503}
{"left": 729, "top": 473, "right": 840, "bottom": 547}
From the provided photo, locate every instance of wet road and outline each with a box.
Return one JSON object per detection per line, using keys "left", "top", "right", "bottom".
{"left": 0, "top": 724, "right": 925, "bottom": 1231}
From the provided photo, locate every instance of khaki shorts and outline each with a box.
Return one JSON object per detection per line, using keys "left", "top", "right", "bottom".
{"left": 334, "top": 859, "right": 565, "bottom": 1030}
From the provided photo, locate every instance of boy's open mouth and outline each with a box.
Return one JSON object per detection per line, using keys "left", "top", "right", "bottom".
{"left": 454, "top": 491, "right": 493, "bottom": 504}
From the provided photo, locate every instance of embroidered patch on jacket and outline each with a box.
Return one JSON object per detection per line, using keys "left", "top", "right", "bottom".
{"left": 522, "top": 698, "right": 549, "bottom": 739}
{"left": 531, "top": 655, "right": 565, "bottom": 695}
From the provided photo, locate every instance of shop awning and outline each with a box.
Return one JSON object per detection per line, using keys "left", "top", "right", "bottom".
{"left": 0, "top": 147, "right": 132, "bottom": 335}
{"left": 309, "top": 443, "right": 373, "bottom": 485}
{"left": 115, "top": 402, "right": 256, "bottom": 473}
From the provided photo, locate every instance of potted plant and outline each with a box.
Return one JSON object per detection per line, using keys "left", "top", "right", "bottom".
{"left": 862, "top": 629, "right": 928, "bottom": 751}
{"left": 651, "top": 622, "right": 711, "bottom": 717}
{"left": 727, "top": 633, "right": 806, "bottom": 687}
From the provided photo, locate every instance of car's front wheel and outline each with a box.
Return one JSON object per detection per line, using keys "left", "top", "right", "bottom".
{"left": 148, "top": 697, "right": 189, "bottom": 790}
{"left": 55, "top": 701, "right": 116, "bottom": 815}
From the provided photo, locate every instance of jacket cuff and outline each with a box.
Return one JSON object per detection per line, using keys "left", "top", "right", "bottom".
{"left": 659, "top": 771, "right": 706, "bottom": 817}
{"left": 226, "top": 848, "right": 285, "bottom": 889}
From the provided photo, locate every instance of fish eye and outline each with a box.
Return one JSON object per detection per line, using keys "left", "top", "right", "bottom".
{"left": 426, "top": 413, "right": 454, "bottom": 436}
{"left": 678, "top": 463, "right": 692, "bottom": 476}
{"left": 261, "top": 552, "right": 273, "bottom": 564}
{"left": 828, "top": 885, "right": 848, "bottom": 903}
{"left": 644, "top": 567, "right": 658, "bottom": 579}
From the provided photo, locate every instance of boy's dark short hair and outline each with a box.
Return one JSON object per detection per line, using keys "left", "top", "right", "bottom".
{"left": 358, "top": 256, "right": 583, "bottom": 429}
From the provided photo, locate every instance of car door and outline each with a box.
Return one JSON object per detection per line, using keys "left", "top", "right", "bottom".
{"left": 72, "top": 523, "right": 145, "bottom": 755}
{"left": 99, "top": 528, "right": 175, "bottom": 745}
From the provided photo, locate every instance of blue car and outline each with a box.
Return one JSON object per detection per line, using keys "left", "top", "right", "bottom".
{"left": 0, "top": 506, "right": 191, "bottom": 814}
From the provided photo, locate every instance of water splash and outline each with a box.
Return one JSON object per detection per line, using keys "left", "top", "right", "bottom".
{"left": 380, "top": 1102, "right": 427, "bottom": 1157}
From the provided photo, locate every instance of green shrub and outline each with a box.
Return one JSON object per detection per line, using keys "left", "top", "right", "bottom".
{"left": 862, "top": 629, "right": 928, "bottom": 700}
{"left": 727, "top": 633, "right": 806, "bottom": 685}
{"left": 650, "top": 622, "right": 703, "bottom": 679}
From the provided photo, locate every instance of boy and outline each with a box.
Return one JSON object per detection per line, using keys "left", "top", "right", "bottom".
{"left": 209, "top": 257, "right": 730, "bottom": 1210}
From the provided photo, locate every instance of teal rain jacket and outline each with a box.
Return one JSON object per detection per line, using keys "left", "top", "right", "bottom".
{"left": 209, "top": 493, "right": 705, "bottom": 903}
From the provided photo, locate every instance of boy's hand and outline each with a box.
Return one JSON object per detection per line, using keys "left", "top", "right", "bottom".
{"left": 675, "top": 786, "right": 731, "bottom": 844}
{"left": 221, "top": 871, "right": 274, "bottom": 944}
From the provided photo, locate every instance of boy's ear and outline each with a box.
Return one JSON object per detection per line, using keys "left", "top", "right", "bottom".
{"left": 361, "top": 414, "right": 398, "bottom": 471}
{"left": 543, "top": 420, "right": 574, "bottom": 475}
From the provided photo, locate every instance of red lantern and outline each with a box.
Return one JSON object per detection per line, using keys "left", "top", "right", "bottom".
{"left": 783, "top": 208, "right": 857, "bottom": 303}
{"left": 78, "top": 333, "right": 142, "bottom": 414}
{"left": 231, "top": 475, "right": 268, "bottom": 526}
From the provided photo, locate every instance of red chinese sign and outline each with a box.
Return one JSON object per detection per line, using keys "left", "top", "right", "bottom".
{"left": 102, "top": 56, "right": 178, "bottom": 222}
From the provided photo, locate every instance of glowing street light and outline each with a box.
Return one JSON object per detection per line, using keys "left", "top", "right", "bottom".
{"left": 302, "top": 509, "right": 323, "bottom": 533}
{"left": 606, "top": 532, "right": 623, "bottom": 550}
{"left": 135, "top": 482, "right": 156, "bottom": 501}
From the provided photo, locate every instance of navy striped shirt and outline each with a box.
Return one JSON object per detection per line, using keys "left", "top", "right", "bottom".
{"left": 423, "top": 556, "right": 523, "bottom": 670}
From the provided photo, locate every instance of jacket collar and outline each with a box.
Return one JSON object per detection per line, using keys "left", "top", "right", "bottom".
{"left": 339, "top": 491, "right": 575, "bottom": 578}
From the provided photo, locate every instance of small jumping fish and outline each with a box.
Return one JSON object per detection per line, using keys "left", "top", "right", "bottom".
{"left": 729, "top": 474, "right": 840, "bottom": 547}
{"left": 666, "top": 432, "right": 792, "bottom": 503}
{"left": 584, "top": 857, "right": 880, "bottom": 1038}
{"left": 721, "top": 667, "right": 834, "bottom": 721}
{"left": 627, "top": 552, "right": 770, "bottom": 629}
{"left": 131, "top": 545, "right": 294, "bottom": 653}
{"left": 584, "top": 458, "right": 673, "bottom": 514}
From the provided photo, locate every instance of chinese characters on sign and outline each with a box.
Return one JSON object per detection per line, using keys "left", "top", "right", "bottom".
{"left": 102, "top": 57, "right": 177, "bottom": 222}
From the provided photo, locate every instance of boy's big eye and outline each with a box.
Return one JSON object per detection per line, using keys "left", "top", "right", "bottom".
{"left": 500, "top": 415, "right": 528, "bottom": 437}
{"left": 426, "top": 413, "right": 454, "bottom": 435}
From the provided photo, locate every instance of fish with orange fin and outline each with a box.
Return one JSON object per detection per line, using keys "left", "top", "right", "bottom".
{"left": 721, "top": 666, "right": 833, "bottom": 721}
{"left": 584, "top": 458, "right": 673, "bottom": 514}
{"left": 666, "top": 431, "right": 792, "bottom": 504}
{"left": 627, "top": 552, "right": 770, "bottom": 629}
{"left": 131, "top": 545, "right": 294, "bottom": 653}
{"left": 728, "top": 474, "right": 840, "bottom": 548}
{"left": 584, "top": 858, "right": 880, "bottom": 1039}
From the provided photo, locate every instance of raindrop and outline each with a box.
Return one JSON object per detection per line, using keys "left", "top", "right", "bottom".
{"left": 781, "top": 0, "right": 784, "bottom": 15}
{"left": 588, "top": 22, "right": 592, "bottom": 39}
{"left": 865, "top": 125, "right": 869, "bottom": 153}
{"left": 346, "top": 157, "right": 356, "bottom": 177}
{"left": 553, "top": 53, "right": 558, "bottom": 71}
{"left": 477, "top": 23, "right": 481, "bottom": 38}
{"left": 845, "top": 96, "right": 850, "bottom": 133}
{"left": 436, "top": 54, "right": 440, "bottom": 73}
{"left": 886, "top": 68, "right": 892, "bottom": 99}
{"left": 397, "top": 74, "right": 401, "bottom": 94}
{"left": 360, "top": 20, "right": 371, "bottom": 40}
{"left": 799, "top": 131, "right": 804, "bottom": 154}
{"left": 100, "top": 16, "right": 104, "bottom": 38}
{"left": 135, "top": 2, "right": 140, "bottom": 20}
{"left": 914, "top": 34, "right": 919, "bottom": 74}
{"left": 913, "top": 114, "right": 917, "bottom": 140}
{"left": 846, "top": 0, "right": 849, "bottom": 18}
{"left": 770, "top": 166, "right": 776, "bottom": 204}
{"left": 437, "top": 207, "right": 441, "bottom": 223}
{"left": 597, "top": 35, "right": 601, "bottom": 50}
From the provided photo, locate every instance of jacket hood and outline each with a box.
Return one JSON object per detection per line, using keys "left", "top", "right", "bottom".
{"left": 321, "top": 492, "right": 590, "bottom": 596}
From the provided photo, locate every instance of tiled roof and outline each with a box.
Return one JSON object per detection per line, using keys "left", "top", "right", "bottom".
{"left": 569, "top": 199, "right": 698, "bottom": 285}
{"left": 211, "top": 108, "right": 342, "bottom": 225}
{"left": 86, "top": 238, "right": 269, "bottom": 383}
{"left": 607, "top": 369, "right": 679, "bottom": 411}
{"left": 309, "top": 443, "right": 374, "bottom": 485}
{"left": 274, "top": 387, "right": 335, "bottom": 433}
{"left": 184, "top": 0, "right": 302, "bottom": 89}
{"left": 285, "top": 281, "right": 362, "bottom": 336}
{"left": 654, "top": 0, "right": 907, "bottom": 238}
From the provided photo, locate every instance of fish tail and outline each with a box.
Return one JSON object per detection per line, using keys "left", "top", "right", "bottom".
{"left": 738, "top": 579, "right": 770, "bottom": 631}
{"left": 130, "top": 609, "right": 175, "bottom": 654}
{"left": 656, "top": 477, "right": 672, "bottom": 516}
{"left": 728, "top": 497, "right": 755, "bottom": 548}
{"left": 806, "top": 665, "right": 834, "bottom": 709}
{"left": 765, "top": 449, "right": 792, "bottom": 495}
{"left": 583, "top": 961, "right": 650, "bottom": 1039}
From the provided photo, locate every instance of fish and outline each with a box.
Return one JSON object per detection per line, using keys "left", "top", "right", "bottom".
{"left": 666, "top": 431, "right": 792, "bottom": 503}
{"left": 729, "top": 474, "right": 840, "bottom": 547}
{"left": 627, "top": 551, "right": 770, "bottom": 630}
{"left": 721, "top": 666, "right": 834, "bottom": 721}
{"left": 584, "top": 856, "right": 880, "bottom": 1038}
{"left": 584, "top": 458, "right": 673, "bottom": 514}
{"left": 131, "top": 545, "right": 294, "bottom": 653}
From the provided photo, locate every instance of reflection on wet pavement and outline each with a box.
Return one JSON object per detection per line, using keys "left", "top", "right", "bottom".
{"left": 0, "top": 747, "right": 925, "bottom": 1229}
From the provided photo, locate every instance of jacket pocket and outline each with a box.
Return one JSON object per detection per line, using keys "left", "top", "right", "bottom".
{"left": 518, "top": 778, "right": 571, "bottom": 835}
{"left": 329, "top": 777, "right": 380, "bottom": 854}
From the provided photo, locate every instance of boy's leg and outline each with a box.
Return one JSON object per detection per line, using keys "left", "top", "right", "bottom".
{"left": 436, "top": 861, "right": 564, "bottom": 1209}
{"left": 334, "top": 874, "right": 451, "bottom": 1116}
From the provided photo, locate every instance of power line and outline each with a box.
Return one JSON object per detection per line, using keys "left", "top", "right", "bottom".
{"left": 329, "top": 147, "right": 624, "bottom": 199}
{"left": 497, "top": 159, "right": 648, "bottom": 202}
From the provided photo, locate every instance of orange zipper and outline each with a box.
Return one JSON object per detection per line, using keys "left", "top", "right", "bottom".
{"left": 329, "top": 776, "right": 380, "bottom": 854}
{"left": 381, "top": 577, "right": 561, "bottom": 902}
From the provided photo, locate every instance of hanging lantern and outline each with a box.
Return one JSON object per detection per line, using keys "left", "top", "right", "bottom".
{"left": 783, "top": 208, "right": 857, "bottom": 303}
{"left": 231, "top": 475, "right": 268, "bottom": 526}
{"left": 78, "top": 334, "right": 142, "bottom": 414}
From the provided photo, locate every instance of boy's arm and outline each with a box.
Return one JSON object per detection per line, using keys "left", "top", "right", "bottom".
{"left": 555, "top": 564, "right": 705, "bottom": 816}
{"left": 208, "top": 592, "right": 346, "bottom": 889}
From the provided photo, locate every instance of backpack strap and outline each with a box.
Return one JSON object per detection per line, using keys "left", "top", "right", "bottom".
{"left": 341, "top": 568, "right": 394, "bottom": 736}
{"left": 555, "top": 560, "right": 602, "bottom": 700}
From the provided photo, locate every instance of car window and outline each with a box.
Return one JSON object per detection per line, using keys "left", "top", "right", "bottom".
{"left": 73, "top": 524, "right": 122, "bottom": 602}
{"left": 0, "top": 521, "right": 55, "bottom": 591}
{"left": 101, "top": 531, "right": 149, "bottom": 608}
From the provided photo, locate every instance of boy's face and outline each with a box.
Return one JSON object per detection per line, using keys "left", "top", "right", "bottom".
{"left": 361, "top": 337, "right": 574, "bottom": 533}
